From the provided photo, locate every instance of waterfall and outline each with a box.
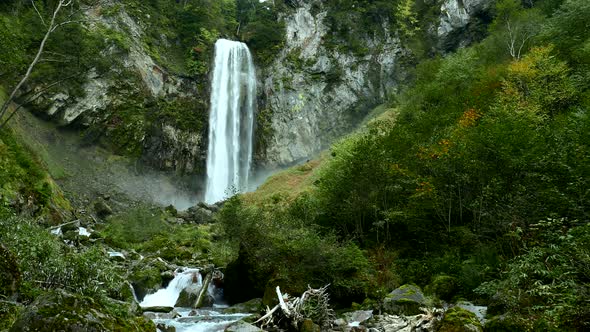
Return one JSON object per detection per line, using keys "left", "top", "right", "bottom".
{"left": 204, "top": 39, "right": 256, "bottom": 204}
{"left": 140, "top": 268, "right": 202, "bottom": 308}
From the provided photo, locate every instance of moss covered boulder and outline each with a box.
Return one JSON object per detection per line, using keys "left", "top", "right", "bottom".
{"left": 130, "top": 264, "right": 163, "bottom": 302}
{"left": 223, "top": 298, "right": 263, "bottom": 314}
{"left": 429, "top": 274, "right": 458, "bottom": 301}
{"left": 438, "top": 307, "right": 483, "bottom": 332}
{"left": 9, "top": 290, "right": 154, "bottom": 331}
{"left": 382, "top": 284, "right": 426, "bottom": 315}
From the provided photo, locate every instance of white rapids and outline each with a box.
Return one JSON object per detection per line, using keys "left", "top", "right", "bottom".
{"left": 139, "top": 268, "right": 250, "bottom": 332}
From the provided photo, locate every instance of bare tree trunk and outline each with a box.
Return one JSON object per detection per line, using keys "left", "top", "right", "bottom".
{"left": 0, "top": 0, "right": 72, "bottom": 129}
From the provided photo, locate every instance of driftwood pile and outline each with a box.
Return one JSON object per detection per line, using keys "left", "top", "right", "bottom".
{"left": 255, "top": 284, "right": 335, "bottom": 330}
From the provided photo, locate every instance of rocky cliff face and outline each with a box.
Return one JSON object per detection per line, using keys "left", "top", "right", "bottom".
{"left": 27, "top": 0, "right": 491, "bottom": 177}
{"left": 258, "top": 0, "right": 491, "bottom": 169}
{"left": 32, "top": 2, "right": 208, "bottom": 175}
{"left": 259, "top": 1, "right": 407, "bottom": 168}
{"left": 437, "top": 0, "right": 492, "bottom": 51}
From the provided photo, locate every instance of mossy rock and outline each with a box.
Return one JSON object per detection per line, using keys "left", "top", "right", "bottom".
{"left": 223, "top": 298, "right": 263, "bottom": 314}
{"left": 382, "top": 284, "right": 426, "bottom": 315}
{"left": 299, "top": 318, "right": 321, "bottom": 332}
{"left": 429, "top": 274, "right": 458, "bottom": 301}
{"left": 0, "top": 244, "right": 21, "bottom": 298}
{"left": 130, "top": 265, "right": 163, "bottom": 302}
{"left": 174, "top": 287, "right": 198, "bottom": 307}
{"left": 9, "top": 290, "right": 154, "bottom": 331}
{"left": 484, "top": 314, "right": 530, "bottom": 332}
{"left": 439, "top": 307, "right": 483, "bottom": 332}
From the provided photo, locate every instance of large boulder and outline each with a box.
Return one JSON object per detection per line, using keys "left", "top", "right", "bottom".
{"left": 129, "top": 264, "right": 163, "bottom": 302}
{"left": 183, "top": 205, "right": 214, "bottom": 224}
{"left": 428, "top": 274, "right": 458, "bottom": 301}
{"left": 438, "top": 306, "right": 483, "bottom": 332}
{"left": 382, "top": 284, "right": 426, "bottom": 315}
{"left": 174, "top": 285, "right": 214, "bottom": 308}
{"left": 343, "top": 310, "right": 373, "bottom": 326}
{"left": 223, "top": 298, "right": 263, "bottom": 314}
{"left": 225, "top": 321, "right": 263, "bottom": 332}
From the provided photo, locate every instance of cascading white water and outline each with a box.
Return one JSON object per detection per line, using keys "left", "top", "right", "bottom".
{"left": 140, "top": 268, "right": 202, "bottom": 308}
{"left": 204, "top": 39, "right": 256, "bottom": 204}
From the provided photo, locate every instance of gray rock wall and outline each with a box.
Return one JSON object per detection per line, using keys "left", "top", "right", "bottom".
{"left": 260, "top": 1, "right": 406, "bottom": 168}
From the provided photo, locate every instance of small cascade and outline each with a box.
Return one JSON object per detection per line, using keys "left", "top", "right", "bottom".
{"left": 140, "top": 268, "right": 202, "bottom": 308}
{"left": 139, "top": 267, "right": 250, "bottom": 332}
{"left": 204, "top": 39, "right": 257, "bottom": 204}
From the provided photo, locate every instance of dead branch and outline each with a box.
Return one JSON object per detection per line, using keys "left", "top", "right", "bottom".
{"left": 254, "top": 285, "right": 335, "bottom": 330}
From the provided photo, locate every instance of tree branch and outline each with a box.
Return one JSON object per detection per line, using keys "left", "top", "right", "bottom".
{"left": 0, "top": 0, "right": 74, "bottom": 127}
{"left": 31, "top": 0, "right": 46, "bottom": 27}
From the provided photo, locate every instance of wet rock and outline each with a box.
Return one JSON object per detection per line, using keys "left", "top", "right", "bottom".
{"left": 225, "top": 321, "right": 263, "bottom": 332}
{"left": 344, "top": 310, "right": 373, "bottom": 326}
{"left": 156, "top": 323, "right": 176, "bottom": 332}
{"left": 141, "top": 306, "right": 174, "bottom": 313}
{"left": 333, "top": 318, "right": 347, "bottom": 327}
{"left": 365, "top": 314, "right": 413, "bottom": 332}
{"left": 456, "top": 301, "right": 487, "bottom": 324}
{"left": 382, "top": 285, "right": 427, "bottom": 315}
{"left": 175, "top": 287, "right": 199, "bottom": 307}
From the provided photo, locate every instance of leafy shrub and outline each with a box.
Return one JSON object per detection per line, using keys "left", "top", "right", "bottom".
{"left": 102, "top": 207, "right": 171, "bottom": 249}
{"left": 0, "top": 217, "right": 126, "bottom": 301}
{"left": 219, "top": 196, "right": 372, "bottom": 307}
{"left": 476, "top": 222, "right": 590, "bottom": 330}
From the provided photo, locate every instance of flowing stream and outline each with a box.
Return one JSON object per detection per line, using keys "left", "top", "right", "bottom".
{"left": 204, "top": 39, "right": 256, "bottom": 204}
{"left": 140, "top": 268, "right": 249, "bottom": 332}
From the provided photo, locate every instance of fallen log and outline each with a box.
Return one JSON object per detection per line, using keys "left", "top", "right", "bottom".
{"left": 193, "top": 271, "right": 212, "bottom": 309}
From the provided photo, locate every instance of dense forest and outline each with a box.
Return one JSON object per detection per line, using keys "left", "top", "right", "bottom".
{"left": 0, "top": 0, "right": 589, "bottom": 331}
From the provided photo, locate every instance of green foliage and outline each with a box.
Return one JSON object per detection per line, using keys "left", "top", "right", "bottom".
{"left": 100, "top": 207, "right": 213, "bottom": 264}
{"left": 476, "top": 222, "right": 590, "bottom": 330}
{"left": 0, "top": 16, "right": 29, "bottom": 82}
{"left": 102, "top": 207, "right": 171, "bottom": 248}
{"left": 152, "top": 97, "right": 207, "bottom": 132}
{"left": 219, "top": 195, "right": 372, "bottom": 306}
{"left": 221, "top": 0, "right": 590, "bottom": 316}
{"left": 236, "top": 0, "right": 286, "bottom": 66}
{"left": 438, "top": 306, "right": 483, "bottom": 332}
{"left": 0, "top": 127, "right": 69, "bottom": 218}
{"left": 0, "top": 217, "right": 126, "bottom": 300}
